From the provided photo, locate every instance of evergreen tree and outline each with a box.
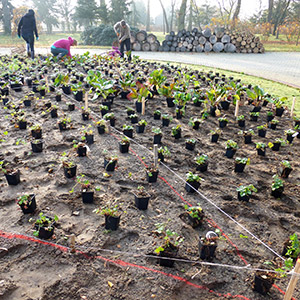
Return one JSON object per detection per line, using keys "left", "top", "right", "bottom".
{"left": 0, "top": 0, "right": 13, "bottom": 35}
{"left": 74, "top": 0, "right": 98, "bottom": 28}
{"left": 32, "top": 0, "right": 59, "bottom": 34}
{"left": 97, "top": 0, "right": 109, "bottom": 24}
{"left": 109, "top": 0, "right": 131, "bottom": 24}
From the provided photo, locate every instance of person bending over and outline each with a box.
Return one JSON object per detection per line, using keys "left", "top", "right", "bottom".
{"left": 51, "top": 37, "right": 77, "bottom": 59}
{"left": 17, "top": 9, "right": 39, "bottom": 59}
{"left": 114, "top": 20, "right": 132, "bottom": 62}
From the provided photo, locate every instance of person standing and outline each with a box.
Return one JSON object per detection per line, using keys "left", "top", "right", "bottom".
{"left": 114, "top": 20, "right": 131, "bottom": 62}
{"left": 50, "top": 37, "right": 77, "bottom": 59}
{"left": 17, "top": 9, "right": 39, "bottom": 59}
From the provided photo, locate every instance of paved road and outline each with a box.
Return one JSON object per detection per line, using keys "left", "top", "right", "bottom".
{"left": 2, "top": 47, "right": 299, "bottom": 89}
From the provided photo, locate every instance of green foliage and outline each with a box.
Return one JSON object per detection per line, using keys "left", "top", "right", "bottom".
{"left": 236, "top": 184, "right": 257, "bottom": 197}
{"left": 235, "top": 157, "right": 250, "bottom": 165}
{"left": 33, "top": 212, "right": 58, "bottom": 237}
{"left": 225, "top": 140, "right": 238, "bottom": 149}
{"left": 152, "top": 127, "right": 162, "bottom": 135}
{"left": 94, "top": 204, "right": 119, "bottom": 217}
{"left": 184, "top": 204, "right": 204, "bottom": 221}
{"left": 256, "top": 142, "right": 266, "bottom": 149}
{"left": 281, "top": 160, "right": 291, "bottom": 169}
{"left": 171, "top": 125, "right": 181, "bottom": 136}
{"left": 158, "top": 146, "right": 170, "bottom": 157}
{"left": 186, "top": 171, "right": 202, "bottom": 183}
{"left": 271, "top": 175, "right": 284, "bottom": 191}
{"left": 195, "top": 154, "right": 208, "bottom": 165}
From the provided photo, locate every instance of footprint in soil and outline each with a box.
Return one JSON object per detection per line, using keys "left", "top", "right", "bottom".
{"left": 101, "top": 231, "right": 139, "bottom": 249}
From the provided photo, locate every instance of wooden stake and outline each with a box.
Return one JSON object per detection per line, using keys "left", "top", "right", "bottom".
{"left": 106, "top": 120, "right": 111, "bottom": 134}
{"left": 291, "top": 97, "right": 296, "bottom": 117}
{"left": 142, "top": 97, "right": 146, "bottom": 115}
{"left": 84, "top": 93, "right": 88, "bottom": 111}
{"left": 70, "top": 234, "right": 76, "bottom": 253}
{"left": 235, "top": 99, "right": 240, "bottom": 117}
{"left": 154, "top": 144, "right": 158, "bottom": 167}
{"left": 284, "top": 258, "right": 300, "bottom": 300}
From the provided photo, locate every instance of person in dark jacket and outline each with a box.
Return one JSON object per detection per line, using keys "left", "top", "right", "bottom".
{"left": 114, "top": 20, "right": 131, "bottom": 62}
{"left": 17, "top": 9, "right": 39, "bottom": 59}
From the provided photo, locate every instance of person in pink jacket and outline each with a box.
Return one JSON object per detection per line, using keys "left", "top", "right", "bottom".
{"left": 50, "top": 36, "right": 77, "bottom": 58}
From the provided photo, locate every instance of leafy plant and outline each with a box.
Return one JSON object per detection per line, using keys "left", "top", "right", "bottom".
{"left": 162, "top": 114, "right": 173, "bottom": 121}
{"left": 120, "top": 136, "right": 130, "bottom": 145}
{"left": 195, "top": 154, "right": 208, "bottom": 165}
{"left": 271, "top": 175, "right": 284, "bottom": 191}
{"left": 152, "top": 127, "right": 162, "bottom": 135}
{"left": 237, "top": 115, "right": 245, "bottom": 121}
{"left": 281, "top": 160, "right": 291, "bottom": 169}
{"left": 33, "top": 212, "right": 58, "bottom": 237}
{"left": 186, "top": 171, "right": 202, "bottom": 183}
{"left": 239, "top": 129, "right": 254, "bottom": 136}
{"left": 186, "top": 138, "right": 196, "bottom": 144}
{"left": 138, "top": 119, "right": 147, "bottom": 126}
{"left": 17, "top": 194, "right": 32, "bottom": 207}
{"left": 171, "top": 125, "right": 181, "bottom": 136}
{"left": 128, "top": 82, "right": 152, "bottom": 102}
{"left": 257, "top": 124, "right": 267, "bottom": 130}
{"left": 184, "top": 204, "right": 204, "bottom": 221}
{"left": 225, "top": 140, "right": 238, "bottom": 149}
{"left": 94, "top": 204, "right": 119, "bottom": 217}
{"left": 158, "top": 146, "right": 171, "bottom": 157}
{"left": 123, "top": 124, "right": 133, "bottom": 131}
{"left": 250, "top": 112, "right": 260, "bottom": 117}
{"left": 218, "top": 116, "right": 228, "bottom": 122}
{"left": 235, "top": 157, "right": 250, "bottom": 165}
{"left": 256, "top": 142, "right": 266, "bottom": 149}
{"left": 236, "top": 184, "right": 257, "bottom": 197}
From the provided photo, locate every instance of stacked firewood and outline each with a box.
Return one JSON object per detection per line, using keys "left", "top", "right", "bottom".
{"left": 131, "top": 30, "right": 160, "bottom": 52}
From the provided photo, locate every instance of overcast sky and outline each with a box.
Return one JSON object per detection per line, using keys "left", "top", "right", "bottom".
{"left": 12, "top": 0, "right": 268, "bottom": 19}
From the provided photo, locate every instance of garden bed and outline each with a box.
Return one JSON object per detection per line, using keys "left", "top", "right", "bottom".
{"left": 0, "top": 53, "right": 300, "bottom": 299}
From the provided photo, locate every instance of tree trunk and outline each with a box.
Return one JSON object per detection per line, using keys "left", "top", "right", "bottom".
{"left": 268, "top": 0, "right": 273, "bottom": 23}
{"left": 187, "top": 0, "right": 193, "bottom": 31}
{"left": 159, "top": 0, "right": 170, "bottom": 33}
{"left": 233, "top": 0, "right": 241, "bottom": 21}
{"left": 2, "top": 0, "right": 12, "bottom": 35}
{"left": 170, "top": 0, "right": 176, "bottom": 32}
{"left": 146, "top": 0, "right": 150, "bottom": 31}
{"left": 272, "top": 0, "right": 291, "bottom": 36}
{"left": 178, "top": 0, "right": 188, "bottom": 31}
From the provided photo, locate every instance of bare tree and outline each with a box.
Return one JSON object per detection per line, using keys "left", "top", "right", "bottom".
{"left": 217, "top": 0, "right": 237, "bottom": 27}
{"left": 272, "top": 0, "right": 292, "bottom": 36}
{"left": 58, "top": 0, "right": 73, "bottom": 32}
{"left": 268, "top": 0, "right": 274, "bottom": 23}
{"left": 146, "top": 0, "right": 150, "bottom": 31}
{"left": 188, "top": 0, "right": 193, "bottom": 31}
{"left": 158, "top": 0, "right": 169, "bottom": 33}
{"left": 232, "top": 0, "right": 241, "bottom": 21}
{"left": 177, "top": 0, "right": 188, "bottom": 30}
{"left": 170, "top": 0, "right": 176, "bottom": 32}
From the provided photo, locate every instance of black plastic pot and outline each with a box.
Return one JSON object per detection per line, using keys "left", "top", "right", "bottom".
{"left": 50, "top": 86, "right": 55, "bottom": 92}
{"left": 251, "top": 106, "right": 261, "bottom": 112}
{"left": 250, "top": 115, "right": 258, "bottom": 122}
{"left": 286, "top": 134, "right": 294, "bottom": 143}
{"left": 130, "top": 116, "right": 138, "bottom": 124}
{"left": 5, "top": 170, "right": 20, "bottom": 185}
{"left": 82, "top": 191, "right": 94, "bottom": 203}
{"left": 32, "top": 84, "right": 38, "bottom": 93}
{"left": 154, "top": 113, "right": 161, "bottom": 120}
{"left": 68, "top": 103, "right": 75, "bottom": 111}
{"left": 166, "top": 97, "right": 175, "bottom": 107}
{"left": 271, "top": 187, "right": 284, "bottom": 198}
{"left": 192, "top": 121, "right": 200, "bottom": 130}
{"left": 19, "top": 194, "right": 36, "bottom": 214}
{"left": 119, "top": 142, "right": 129, "bottom": 153}
{"left": 109, "top": 118, "right": 115, "bottom": 127}
{"left": 173, "top": 131, "right": 181, "bottom": 139}
{"left": 26, "top": 78, "right": 32, "bottom": 87}
{"left": 210, "top": 106, "right": 216, "bottom": 117}
{"left": 269, "top": 123, "right": 277, "bottom": 130}
{"left": 101, "top": 109, "right": 108, "bottom": 117}
{"left": 82, "top": 112, "right": 89, "bottom": 121}
{"left": 196, "top": 163, "right": 208, "bottom": 172}
{"left": 238, "top": 120, "right": 245, "bottom": 127}
{"left": 50, "top": 109, "right": 58, "bottom": 118}
{"left": 77, "top": 145, "right": 87, "bottom": 157}
{"left": 220, "top": 100, "right": 230, "bottom": 110}
{"left": 225, "top": 148, "right": 236, "bottom": 158}
{"left": 146, "top": 170, "right": 159, "bottom": 183}
{"left": 85, "top": 134, "right": 94, "bottom": 145}
{"left": 162, "top": 118, "right": 170, "bottom": 127}
{"left": 136, "top": 124, "right": 145, "bottom": 133}
{"left": 31, "top": 129, "right": 42, "bottom": 139}
{"left": 2, "top": 97, "right": 9, "bottom": 105}
{"left": 63, "top": 165, "right": 77, "bottom": 178}
{"left": 211, "top": 134, "right": 219, "bottom": 143}
{"left": 267, "top": 115, "right": 274, "bottom": 122}
{"left": 275, "top": 107, "right": 284, "bottom": 117}
{"left": 134, "top": 193, "right": 150, "bottom": 210}
{"left": 279, "top": 167, "right": 292, "bottom": 179}
{"left": 74, "top": 91, "right": 83, "bottom": 101}
{"left": 258, "top": 129, "right": 266, "bottom": 138}
{"left": 104, "top": 159, "right": 117, "bottom": 171}
{"left": 257, "top": 148, "right": 265, "bottom": 156}
{"left": 153, "top": 134, "right": 162, "bottom": 144}
{"left": 186, "top": 142, "right": 195, "bottom": 151}
{"left": 219, "top": 120, "right": 228, "bottom": 128}
{"left": 271, "top": 142, "right": 280, "bottom": 151}
{"left": 62, "top": 85, "right": 71, "bottom": 95}
{"left": 234, "top": 163, "right": 246, "bottom": 173}
{"left": 253, "top": 272, "right": 275, "bottom": 295}
{"left": 105, "top": 215, "right": 120, "bottom": 231}
{"left": 123, "top": 129, "right": 133, "bottom": 138}
{"left": 97, "top": 125, "right": 105, "bottom": 135}
{"left": 185, "top": 181, "right": 200, "bottom": 193}
{"left": 159, "top": 246, "right": 177, "bottom": 267}
{"left": 39, "top": 89, "right": 46, "bottom": 97}
{"left": 58, "top": 122, "right": 67, "bottom": 131}
{"left": 238, "top": 192, "right": 250, "bottom": 202}
{"left": 55, "top": 94, "right": 61, "bottom": 102}
{"left": 18, "top": 121, "right": 27, "bottom": 130}
{"left": 31, "top": 141, "right": 43, "bottom": 153}
{"left": 244, "top": 135, "right": 252, "bottom": 144}
{"left": 120, "top": 90, "right": 130, "bottom": 99}
{"left": 135, "top": 101, "right": 142, "bottom": 113}
{"left": 23, "top": 99, "right": 31, "bottom": 107}
{"left": 199, "top": 238, "right": 217, "bottom": 260}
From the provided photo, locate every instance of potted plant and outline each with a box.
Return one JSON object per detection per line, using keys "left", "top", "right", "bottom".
{"left": 175, "top": 106, "right": 185, "bottom": 119}
{"left": 234, "top": 157, "right": 250, "bottom": 173}
{"left": 268, "top": 138, "right": 285, "bottom": 152}
{"left": 133, "top": 186, "right": 150, "bottom": 210}
{"left": 33, "top": 212, "right": 58, "bottom": 239}
{"left": 153, "top": 110, "right": 161, "bottom": 120}
{"left": 82, "top": 108, "right": 90, "bottom": 121}
{"left": 210, "top": 128, "right": 221, "bottom": 143}
{"left": 31, "top": 139, "right": 43, "bottom": 153}
{"left": 282, "top": 233, "right": 300, "bottom": 262}
{"left": 129, "top": 113, "right": 139, "bottom": 124}
{"left": 237, "top": 115, "right": 245, "bottom": 127}
{"left": 184, "top": 204, "right": 205, "bottom": 228}
{"left": 0, "top": 161, "right": 20, "bottom": 185}
{"left": 99, "top": 104, "right": 109, "bottom": 117}
{"left": 119, "top": 136, "right": 130, "bottom": 153}
{"left": 236, "top": 184, "right": 257, "bottom": 202}
{"left": 73, "top": 142, "right": 87, "bottom": 157}
{"left": 152, "top": 127, "right": 162, "bottom": 144}
{"left": 136, "top": 119, "right": 147, "bottom": 133}
{"left": 269, "top": 119, "right": 279, "bottom": 130}
{"left": 104, "top": 154, "right": 118, "bottom": 172}
{"left": 171, "top": 125, "right": 182, "bottom": 139}
{"left": 239, "top": 129, "right": 254, "bottom": 144}
{"left": 128, "top": 82, "right": 152, "bottom": 113}
{"left": 195, "top": 154, "right": 209, "bottom": 172}
{"left": 17, "top": 115, "right": 27, "bottom": 130}
{"left": 71, "top": 82, "right": 85, "bottom": 101}
{"left": 267, "top": 111, "right": 274, "bottom": 122}
{"left": 126, "top": 107, "right": 135, "bottom": 117}
{"left": 103, "top": 112, "right": 116, "bottom": 127}
{"left": 154, "top": 223, "right": 184, "bottom": 267}
{"left": 185, "top": 172, "right": 202, "bottom": 193}
{"left": 257, "top": 124, "right": 267, "bottom": 138}
{"left": 185, "top": 138, "right": 196, "bottom": 151}
{"left": 293, "top": 116, "right": 300, "bottom": 127}
{"left": 67, "top": 102, "right": 75, "bottom": 111}
{"left": 162, "top": 114, "right": 173, "bottom": 127}
{"left": 62, "top": 159, "right": 77, "bottom": 179}
{"left": 256, "top": 142, "right": 266, "bottom": 156}
{"left": 271, "top": 175, "right": 284, "bottom": 198}
{"left": 188, "top": 117, "right": 202, "bottom": 130}
{"left": 17, "top": 194, "right": 36, "bottom": 214}
{"left": 278, "top": 160, "right": 292, "bottom": 179}
{"left": 199, "top": 231, "right": 218, "bottom": 261}
{"left": 94, "top": 204, "right": 120, "bottom": 231}
{"left": 285, "top": 129, "right": 297, "bottom": 143}
{"left": 274, "top": 97, "right": 286, "bottom": 117}
{"left": 158, "top": 146, "right": 170, "bottom": 162}
{"left": 123, "top": 124, "right": 134, "bottom": 138}
{"left": 218, "top": 116, "right": 228, "bottom": 129}
{"left": 146, "top": 164, "right": 159, "bottom": 183}
{"left": 30, "top": 124, "right": 42, "bottom": 139}
{"left": 253, "top": 270, "right": 277, "bottom": 295}
{"left": 81, "top": 125, "right": 94, "bottom": 145}
{"left": 157, "top": 82, "right": 177, "bottom": 107}
{"left": 225, "top": 140, "right": 238, "bottom": 158}
{"left": 96, "top": 119, "right": 106, "bottom": 135}
{"left": 250, "top": 111, "right": 259, "bottom": 122}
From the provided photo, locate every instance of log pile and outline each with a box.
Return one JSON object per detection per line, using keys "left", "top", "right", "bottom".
{"left": 131, "top": 30, "right": 160, "bottom": 52}
{"left": 159, "top": 27, "right": 264, "bottom": 54}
